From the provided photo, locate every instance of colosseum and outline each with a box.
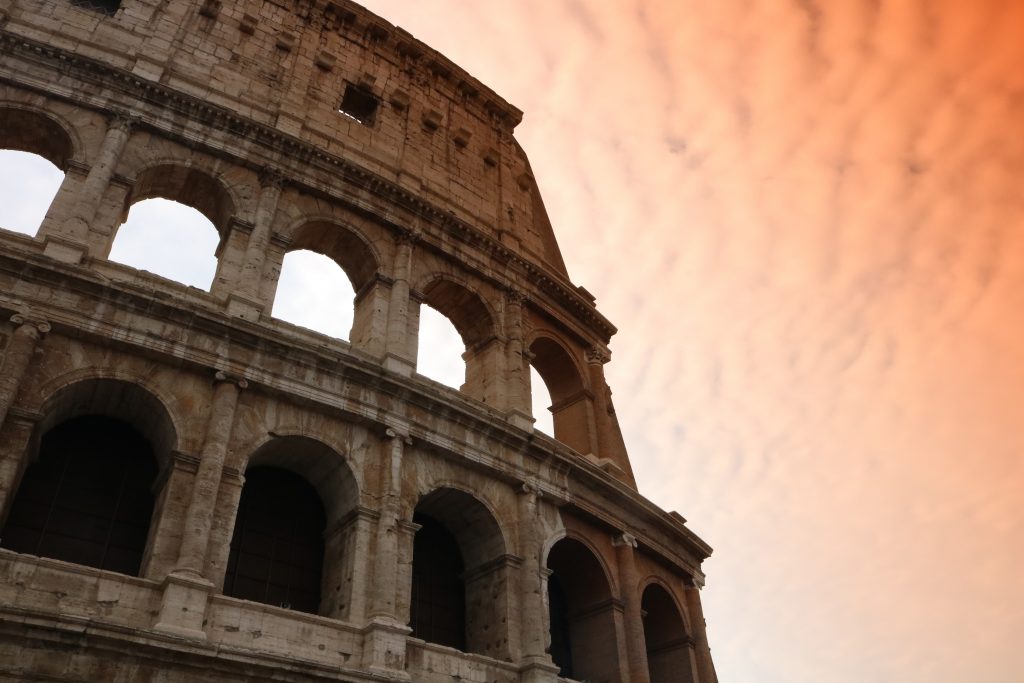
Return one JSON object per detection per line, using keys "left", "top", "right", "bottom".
{"left": 0, "top": 1, "right": 718, "bottom": 681}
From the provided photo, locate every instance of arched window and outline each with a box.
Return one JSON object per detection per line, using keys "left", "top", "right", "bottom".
{"left": 270, "top": 221, "right": 380, "bottom": 346}
{"left": 271, "top": 249, "right": 356, "bottom": 339}
{"left": 1, "top": 415, "right": 157, "bottom": 576}
{"left": 530, "top": 365, "right": 555, "bottom": 435}
{"left": 109, "top": 165, "right": 234, "bottom": 291}
{"left": 109, "top": 198, "right": 220, "bottom": 289}
{"left": 546, "top": 537, "right": 622, "bottom": 680}
{"left": 642, "top": 583, "right": 696, "bottom": 683}
{"left": 416, "top": 278, "right": 498, "bottom": 404}
{"left": 409, "top": 488, "right": 510, "bottom": 659}
{"left": 530, "top": 337, "right": 591, "bottom": 453}
{"left": 416, "top": 304, "right": 465, "bottom": 388}
{"left": 410, "top": 512, "right": 465, "bottom": 650}
{"left": 224, "top": 467, "right": 326, "bottom": 615}
{"left": 0, "top": 150, "right": 65, "bottom": 237}
{"left": 0, "top": 108, "right": 74, "bottom": 238}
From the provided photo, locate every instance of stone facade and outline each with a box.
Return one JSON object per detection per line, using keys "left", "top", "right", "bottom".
{"left": 0, "top": 1, "right": 717, "bottom": 681}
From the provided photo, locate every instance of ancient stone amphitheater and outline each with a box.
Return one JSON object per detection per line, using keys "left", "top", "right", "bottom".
{"left": 0, "top": 1, "right": 718, "bottom": 681}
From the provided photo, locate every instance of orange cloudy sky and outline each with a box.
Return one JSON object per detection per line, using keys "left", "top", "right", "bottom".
{"left": 355, "top": 1, "right": 1023, "bottom": 681}
{"left": 2, "top": 1, "right": 1021, "bottom": 681}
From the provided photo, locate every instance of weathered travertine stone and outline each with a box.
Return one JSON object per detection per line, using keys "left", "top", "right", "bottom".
{"left": 0, "top": 1, "right": 717, "bottom": 682}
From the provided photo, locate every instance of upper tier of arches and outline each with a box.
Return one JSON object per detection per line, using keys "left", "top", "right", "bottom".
{"left": 0, "top": 100, "right": 635, "bottom": 485}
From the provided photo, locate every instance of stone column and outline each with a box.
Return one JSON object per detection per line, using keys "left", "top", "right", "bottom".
{"left": 368, "top": 428, "right": 406, "bottom": 620}
{"left": 174, "top": 371, "right": 247, "bottom": 576}
{"left": 585, "top": 347, "right": 614, "bottom": 457}
{"left": 0, "top": 315, "right": 49, "bottom": 433}
{"left": 685, "top": 580, "right": 719, "bottom": 683}
{"left": 154, "top": 371, "right": 246, "bottom": 640}
{"left": 586, "top": 346, "right": 636, "bottom": 484}
{"left": 0, "top": 413, "right": 37, "bottom": 528}
{"left": 505, "top": 290, "right": 533, "bottom": 429}
{"left": 362, "top": 428, "right": 412, "bottom": 676}
{"left": 382, "top": 231, "right": 417, "bottom": 375}
{"left": 227, "top": 169, "right": 284, "bottom": 320}
{"left": 45, "top": 114, "right": 134, "bottom": 263}
{"left": 614, "top": 532, "right": 651, "bottom": 683}
{"left": 517, "top": 482, "right": 559, "bottom": 683}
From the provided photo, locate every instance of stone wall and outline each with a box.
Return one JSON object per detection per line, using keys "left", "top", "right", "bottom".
{"left": 0, "top": 1, "right": 718, "bottom": 682}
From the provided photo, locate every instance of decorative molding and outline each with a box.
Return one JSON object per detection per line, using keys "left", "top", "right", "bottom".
{"left": 214, "top": 369, "right": 249, "bottom": 389}
{"left": 613, "top": 532, "right": 638, "bottom": 549}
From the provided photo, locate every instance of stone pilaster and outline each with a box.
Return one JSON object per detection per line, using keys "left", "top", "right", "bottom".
{"left": 154, "top": 371, "right": 245, "bottom": 640}
{"left": 0, "top": 411, "right": 37, "bottom": 528}
{"left": 614, "top": 532, "right": 651, "bottom": 683}
{"left": 516, "top": 481, "right": 559, "bottom": 683}
{"left": 382, "top": 231, "right": 417, "bottom": 375}
{"left": 44, "top": 114, "right": 134, "bottom": 263}
{"left": 504, "top": 289, "right": 533, "bottom": 428}
{"left": 173, "top": 371, "right": 246, "bottom": 576}
{"left": 685, "top": 579, "right": 719, "bottom": 683}
{"left": 0, "top": 314, "right": 49, "bottom": 433}
{"left": 361, "top": 427, "right": 412, "bottom": 677}
{"left": 587, "top": 346, "right": 636, "bottom": 484}
{"left": 227, "top": 169, "right": 284, "bottom": 320}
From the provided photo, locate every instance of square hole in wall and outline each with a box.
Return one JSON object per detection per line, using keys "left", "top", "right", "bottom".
{"left": 70, "top": 0, "right": 121, "bottom": 15}
{"left": 339, "top": 84, "right": 379, "bottom": 126}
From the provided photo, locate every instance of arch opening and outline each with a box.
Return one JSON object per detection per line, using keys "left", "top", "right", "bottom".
{"left": 529, "top": 365, "right": 555, "bottom": 436}
{"left": 410, "top": 488, "right": 510, "bottom": 659}
{"left": 109, "top": 164, "right": 235, "bottom": 290}
{"left": 642, "top": 583, "right": 696, "bottom": 683}
{"left": 224, "top": 467, "right": 326, "bottom": 615}
{"left": 417, "top": 278, "right": 498, "bottom": 401}
{"left": 0, "top": 108, "right": 73, "bottom": 239}
{"left": 417, "top": 304, "right": 465, "bottom": 389}
{"left": 0, "top": 150, "right": 65, "bottom": 238}
{"left": 0, "top": 108, "right": 74, "bottom": 170}
{"left": 109, "top": 198, "right": 220, "bottom": 290}
{"left": 1, "top": 415, "right": 157, "bottom": 577}
{"left": 271, "top": 249, "right": 356, "bottom": 340}
{"left": 529, "top": 337, "right": 591, "bottom": 453}
{"left": 546, "top": 537, "right": 621, "bottom": 681}
{"left": 224, "top": 436, "right": 357, "bottom": 617}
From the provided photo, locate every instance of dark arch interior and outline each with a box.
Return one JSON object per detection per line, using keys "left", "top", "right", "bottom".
{"left": 1, "top": 415, "right": 157, "bottom": 576}
{"left": 0, "top": 108, "right": 74, "bottom": 170}
{"left": 224, "top": 467, "right": 326, "bottom": 614}
{"left": 410, "top": 512, "right": 466, "bottom": 651}
{"left": 546, "top": 537, "right": 619, "bottom": 680}
{"left": 123, "top": 165, "right": 234, "bottom": 234}
{"left": 288, "top": 221, "right": 379, "bottom": 293}
{"left": 421, "top": 279, "right": 494, "bottom": 350}
{"left": 529, "top": 338, "right": 591, "bottom": 454}
{"left": 642, "top": 583, "right": 695, "bottom": 683}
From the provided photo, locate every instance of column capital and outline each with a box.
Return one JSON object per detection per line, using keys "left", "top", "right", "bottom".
{"left": 518, "top": 480, "right": 544, "bottom": 499}
{"left": 9, "top": 314, "right": 51, "bottom": 336}
{"left": 612, "top": 532, "right": 638, "bottom": 549}
{"left": 685, "top": 573, "right": 706, "bottom": 590}
{"left": 213, "top": 370, "right": 249, "bottom": 389}
{"left": 504, "top": 287, "right": 527, "bottom": 306}
{"left": 258, "top": 166, "right": 287, "bottom": 190}
{"left": 585, "top": 345, "right": 611, "bottom": 365}
{"left": 107, "top": 111, "right": 140, "bottom": 134}
{"left": 395, "top": 228, "right": 422, "bottom": 246}
{"left": 384, "top": 426, "right": 413, "bottom": 445}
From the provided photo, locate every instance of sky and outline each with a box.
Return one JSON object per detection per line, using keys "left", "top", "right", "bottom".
{"left": 3, "top": 1, "right": 1024, "bottom": 681}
